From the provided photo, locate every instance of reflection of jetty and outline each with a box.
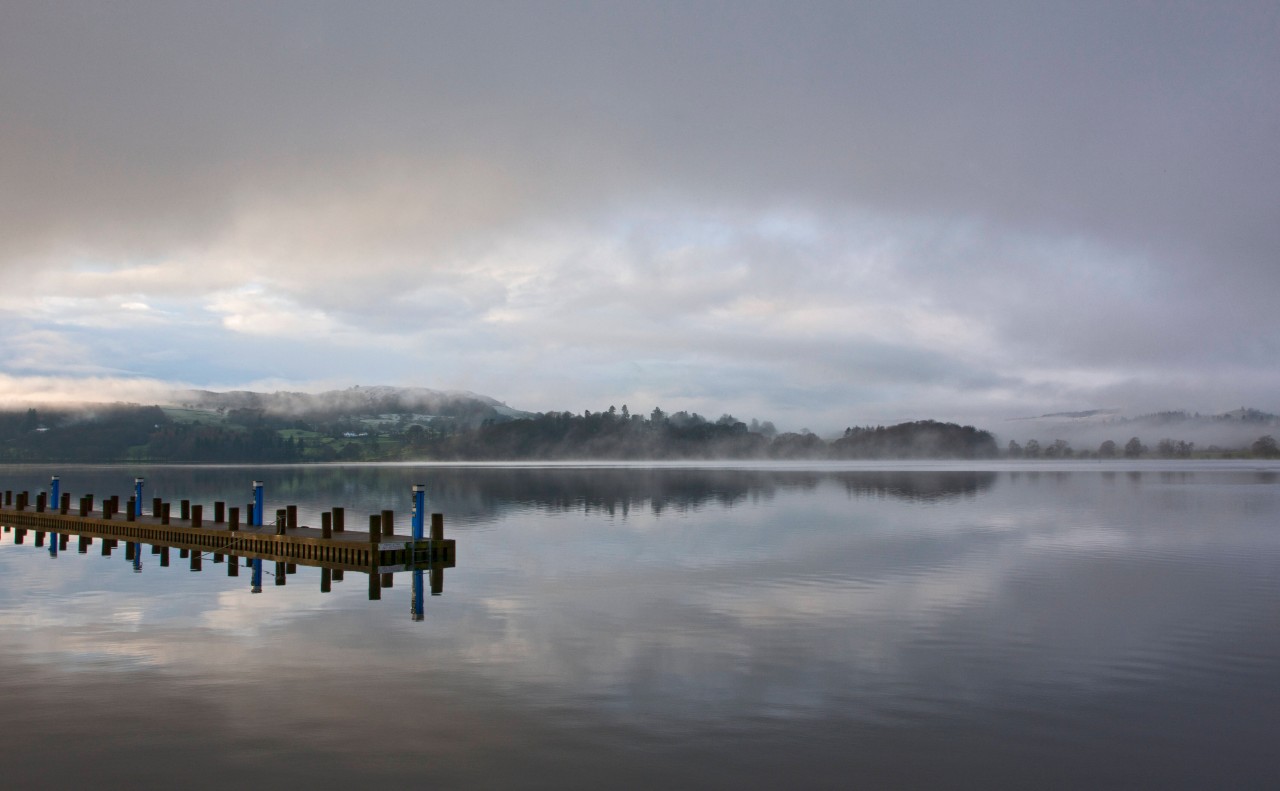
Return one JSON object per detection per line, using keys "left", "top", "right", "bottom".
{"left": 0, "top": 479, "right": 455, "bottom": 617}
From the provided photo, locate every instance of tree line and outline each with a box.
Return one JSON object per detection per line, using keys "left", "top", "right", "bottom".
{"left": 1005, "top": 435, "right": 1280, "bottom": 459}
{"left": 0, "top": 404, "right": 997, "bottom": 462}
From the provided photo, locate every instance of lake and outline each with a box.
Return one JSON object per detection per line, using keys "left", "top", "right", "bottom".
{"left": 1, "top": 461, "right": 1277, "bottom": 789}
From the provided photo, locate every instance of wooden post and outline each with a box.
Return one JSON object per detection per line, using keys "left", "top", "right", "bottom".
{"left": 4, "top": 490, "right": 10, "bottom": 506}
{"left": 102, "top": 499, "right": 112, "bottom": 520}
{"left": 60, "top": 492, "right": 70, "bottom": 514}
{"left": 126, "top": 497, "right": 136, "bottom": 522}
{"left": 191, "top": 504, "right": 203, "bottom": 527}
{"left": 322, "top": 511, "right": 332, "bottom": 539}
{"left": 228, "top": 507, "right": 240, "bottom": 531}
{"left": 161, "top": 502, "right": 171, "bottom": 525}
{"left": 35, "top": 492, "right": 46, "bottom": 513}
{"left": 275, "top": 509, "right": 286, "bottom": 535}
{"left": 152, "top": 497, "right": 162, "bottom": 517}
{"left": 214, "top": 501, "right": 225, "bottom": 523}
{"left": 246, "top": 503, "right": 255, "bottom": 527}
{"left": 286, "top": 505, "right": 297, "bottom": 530}
{"left": 381, "top": 509, "right": 395, "bottom": 537}
{"left": 431, "top": 513, "right": 444, "bottom": 542}
{"left": 180, "top": 500, "right": 190, "bottom": 520}
{"left": 78, "top": 497, "right": 88, "bottom": 517}
{"left": 332, "top": 507, "right": 344, "bottom": 532}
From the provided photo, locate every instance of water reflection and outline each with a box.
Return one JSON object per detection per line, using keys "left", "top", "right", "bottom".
{"left": 2, "top": 463, "right": 1279, "bottom": 789}
{"left": 1, "top": 522, "right": 448, "bottom": 622}
{"left": 0, "top": 465, "right": 1000, "bottom": 528}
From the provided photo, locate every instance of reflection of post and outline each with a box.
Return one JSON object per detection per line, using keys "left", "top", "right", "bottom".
{"left": 368, "top": 570, "right": 382, "bottom": 601}
{"left": 227, "top": 557, "right": 238, "bottom": 577}
{"left": 190, "top": 550, "right": 201, "bottom": 572}
{"left": 411, "top": 568, "right": 424, "bottom": 621}
{"left": 132, "top": 543, "right": 142, "bottom": 573}
{"left": 49, "top": 531, "right": 58, "bottom": 557}
{"left": 251, "top": 559, "right": 263, "bottom": 593}
{"left": 431, "top": 565, "right": 443, "bottom": 596}
{"left": 275, "top": 561, "right": 286, "bottom": 586}
{"left": 160, "top": 547, "right": 170, "bottom": 567}
{"left": 321, "top": 567, "right": 331, "bottom": 593}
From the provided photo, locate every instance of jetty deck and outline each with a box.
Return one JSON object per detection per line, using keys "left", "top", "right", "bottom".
{"left": 1, "top": 507, "right": 454, "bottom": 573}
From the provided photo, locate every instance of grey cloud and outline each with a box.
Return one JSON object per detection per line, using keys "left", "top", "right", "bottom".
{"left": 1, "top": 1, "right": 1277, "bottom": 423}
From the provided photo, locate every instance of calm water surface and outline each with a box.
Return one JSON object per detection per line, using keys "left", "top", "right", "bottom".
{"left": 1, "top": 462, "right": 1277, "bottom": 789}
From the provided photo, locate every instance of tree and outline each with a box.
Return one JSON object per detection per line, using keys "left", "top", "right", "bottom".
{"left": 1253, "top": 435, "right": 1279, "bottom": 458}
{"left": 1024, "top": 439, "right": 1041, "bottom": 458}
{"left": 1045, "top": 439, "right": 1071, "bottom": 459}
{"left": 1006, "top": 440, "right": 1023, "bottom": 458}
{"left": 1098, "top": 439, "right": 1117, "bottom": 458}
{"left": 1124, "top": 437, "right": 1145, "bottom": 458}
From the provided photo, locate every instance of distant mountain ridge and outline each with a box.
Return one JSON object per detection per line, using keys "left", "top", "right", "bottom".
{"left": 177, "top": 385, "right": 533, "bottom": 424}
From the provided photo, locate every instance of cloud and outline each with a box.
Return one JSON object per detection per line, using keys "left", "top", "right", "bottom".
{"left": 0, "top": 2, "right": 1277, "bottom": 427}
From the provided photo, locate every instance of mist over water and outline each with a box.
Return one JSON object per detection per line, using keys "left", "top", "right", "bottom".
{"left": 1, "top": 462, "right": 1278, "bottom": 789}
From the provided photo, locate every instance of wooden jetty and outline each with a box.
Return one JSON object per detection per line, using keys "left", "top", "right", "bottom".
{"left": 0, "top": 483, "right": 455, "bottom": 607}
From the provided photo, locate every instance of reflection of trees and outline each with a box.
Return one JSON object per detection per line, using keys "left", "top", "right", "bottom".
{"left": 2, "top": 466, "right": 998, "bottom": 523}
{"left": 835, "top": 471, "right": 997, "bottom": 502}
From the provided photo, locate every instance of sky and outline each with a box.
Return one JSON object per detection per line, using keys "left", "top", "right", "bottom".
{"left": 1, "top": 1, "right": 1277, "bottom": 433}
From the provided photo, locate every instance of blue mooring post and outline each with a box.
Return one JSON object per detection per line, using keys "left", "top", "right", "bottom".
{"left": 412, "top": 569, "right": 425, "bottom": 621}
{"left": 411, "top": 484, "right": 426, "bottom": 541}
{"left": 134, "top": 478, "right": 144, "bottom": 517}
{"left": 251, "top": 559, "right": 263, "bottom": 593}
{"left": 50, "top": 476, "right": 60, "bottom": 510}
{"left": 252, "top": 481, "right": 264, "bottom": 527}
